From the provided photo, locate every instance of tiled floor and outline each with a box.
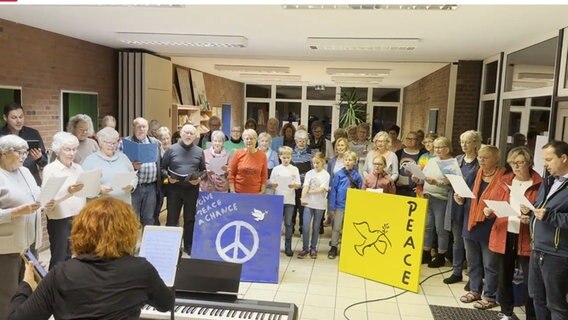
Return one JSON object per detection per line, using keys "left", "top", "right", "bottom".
{"left": 38, "top": 220, "right": 528, "bottom": 320}
{"left": 234, "top": 229, "right": 528, "bottom": 320}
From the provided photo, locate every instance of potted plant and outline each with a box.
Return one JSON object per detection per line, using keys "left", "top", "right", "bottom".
{"left": 339, "top": 88, "right": 366, "bottom": 128}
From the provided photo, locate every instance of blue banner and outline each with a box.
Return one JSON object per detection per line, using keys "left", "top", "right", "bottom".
{"left": 192, "top": 192, "right": 284, "bottom": 283}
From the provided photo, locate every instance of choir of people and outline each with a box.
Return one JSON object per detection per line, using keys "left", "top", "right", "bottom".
{"left": 1, "top": 98, "right": 566, "bottom": 320}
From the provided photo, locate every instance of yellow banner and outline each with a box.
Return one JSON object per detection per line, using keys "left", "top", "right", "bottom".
{"left": 338, "top": 189, "right": 428, "bottom": 293}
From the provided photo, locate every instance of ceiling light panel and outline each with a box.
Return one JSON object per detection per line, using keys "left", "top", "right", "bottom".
{"left": 308, "top": 37, "right": 420, "bottom": 51}
{"left": 215, "top": 65, "right": 290, "bottom": 73}
{"left": 331, "top": 76, "right": 383, "bottom": 83}
{"left": 282, "top": 4, "right": 457, "bottom": 10}
{"left": 116, "top": 33, "right": 247, "bottom": 48}
{"left": 326, "top": 68, "right": 390, "bottom": 76}
{"left": 239, "top": 74, "right": 302, "bottom": 81}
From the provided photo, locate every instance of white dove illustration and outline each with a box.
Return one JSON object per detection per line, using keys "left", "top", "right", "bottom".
{"left": 251, "top": 208, "right": 268, "bottom": 221}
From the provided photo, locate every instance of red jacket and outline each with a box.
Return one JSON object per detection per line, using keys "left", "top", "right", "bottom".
{"left": 488, "top": 170, "right": 541, "bottom": 256}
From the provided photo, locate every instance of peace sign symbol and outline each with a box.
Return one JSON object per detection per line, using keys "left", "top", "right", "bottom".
{"left": 216, "top": 221, "right": 259, "bottom": 263}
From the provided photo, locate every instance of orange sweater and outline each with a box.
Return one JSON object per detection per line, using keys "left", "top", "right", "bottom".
{"left": 228, "top": 149, "right": 268, "bottom": 194}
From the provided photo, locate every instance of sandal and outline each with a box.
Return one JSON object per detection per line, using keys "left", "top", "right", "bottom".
{"left": 459, "top": 291, "right": 481, "bottom": 303}
{"left": 473, "top": 299, "right": 498, "bottom": 310}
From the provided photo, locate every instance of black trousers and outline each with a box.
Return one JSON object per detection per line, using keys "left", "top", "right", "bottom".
{"left": 47, "top": 216, "right": 73, "bottom": 269}
{"left": 293, "top": 188, "right": 304, "bottom": 231}
{"left": 166, "top": 184, "right": 199, "bottom": 253}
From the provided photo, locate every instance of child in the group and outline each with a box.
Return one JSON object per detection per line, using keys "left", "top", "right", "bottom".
{"left": 268, "top": 146, "right": 301, "bottom": 257}
{"left": 363, "top": 155, "right": 396, "bottom": 194}
{"left": 298, "top": 152, "right": 330, "bottom": 259}
{"left": 328, "top": 151, "right": 363, "bottom": 259}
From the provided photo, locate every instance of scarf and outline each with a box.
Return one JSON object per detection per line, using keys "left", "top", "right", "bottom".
{"left": 467, "top": 167, "right": 505, "bottom": 231}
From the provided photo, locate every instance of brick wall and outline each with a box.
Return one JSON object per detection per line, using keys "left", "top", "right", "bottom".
{"left": 203, "top": 73, "right": 244, "bottom": 128}
{"left": 0, "top": 19, "right": 118, "bottom": 148}
{"left": 402, "top": 64, "right": 451, "bottom": 138}
{"left": 0, "top": 19, "right": 118, "bottom": 250}
{"left": 451, "top": 60, "right": 482, "bottom": 152}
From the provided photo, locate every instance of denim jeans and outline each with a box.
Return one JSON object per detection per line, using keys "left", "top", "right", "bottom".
{"left": 528, "top": 250, "right": 568, "bottom": 320}
{"left": 131, "top": 182, "right": 157, "bottom": 226}
{"left": 331, "top": 209, "right": 345, "bottom": 247}
{"left": 283, "top": 204, "right": 295, "bottom": 251}
{"left": 302, "top": 207, "right": 325, "bottom": 251}
{"left": 464, "top": 238, "right": 499, "bottom": 301}
{"left": 450, "top": 217, "right": 465, "bottom": 276}
{"left": 423, "top": 197, "right": 450, "bottom": 252}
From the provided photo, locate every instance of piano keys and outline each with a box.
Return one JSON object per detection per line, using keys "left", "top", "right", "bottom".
{"left": 140, "top": 297, "right": 298, "bottom": 320}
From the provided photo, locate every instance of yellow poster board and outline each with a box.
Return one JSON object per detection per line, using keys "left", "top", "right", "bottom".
{"left": 338, "top": 189, "right": 428, "bottom": 293}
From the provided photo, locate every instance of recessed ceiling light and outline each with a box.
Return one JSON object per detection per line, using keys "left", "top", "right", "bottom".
{"left": 326, "top": 68, "right": 390, "bottom": 76}
{"left": 308, "top": 37, "right": 420, "bottom": 51}
{"left": 116, "top": 33, "right": 247, "bottom": 48}
{"left": 283, "top": 4, "right": 457, "bottom": 10}
{"left": 215, "top": 65, "right": 290, "bottom": 73}
{"left": 239, "top": 74, "right": 302, "bottom": 81}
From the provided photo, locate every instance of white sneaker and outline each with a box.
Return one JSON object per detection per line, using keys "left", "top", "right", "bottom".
{"left": 497, "top": 313, "right": 511, "bottom": 320}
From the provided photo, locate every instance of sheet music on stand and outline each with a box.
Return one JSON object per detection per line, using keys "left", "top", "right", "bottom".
{"left": 138, "top": 226, "right": 183, "bottom": 287}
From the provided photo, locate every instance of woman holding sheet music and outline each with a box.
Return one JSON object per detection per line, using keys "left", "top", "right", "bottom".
{"left": 483, "top": 147, "right": 540, "bottom": 320}
{"left": 413, "top": 136, "right": 453, "bottom": 268}
{"left": 82, "top": 127, "right": 137, "bottom": 204}
{"left": 0, "top": 135, "right": 42, "bottom": 318}
{"left": 454, "top": 145, "right": 504, "bottom": 310}
{"left": 41, "top": 132, "right": 85, "bottom": 269}
{"left": 7, "top": 197, "right": 174, "bottom": 320}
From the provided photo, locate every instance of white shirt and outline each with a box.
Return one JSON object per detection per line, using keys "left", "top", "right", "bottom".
{"left": 303, "top": 169, "right": 331, "bottom": 210}
{"left": 270, "top": 164, "right": 301, "bottom": 205}
{"left": 42, "top": 159, "right": 86, "bottom": 220}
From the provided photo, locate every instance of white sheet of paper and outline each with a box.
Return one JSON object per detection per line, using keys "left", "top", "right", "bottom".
{"left": 437, "top": 158, "right": 462, "bottom": 176}
{"left": 138, "top": 226, "right": 183, "bottom": 287}
{"left": 508, "top": 216, "right": 521, "bottom": 234}
{"left": 110, "top": 171, "right": 137, "bottom": 191}
{"left": 74, "top": 169, "right": 102, "bottom": 198}
{"left": 483, "top": 200, "right": 520, "bottom": 218}
{"left": 533, "top": 135, "right": 548, "bottom": 176}
{"left": 446, "top": 174, "right": 475, "bottom": 198}
{"left": 508, "top": 185, "right": 536, "bottom": 211}
{"left": 273, "top": 175, "right": 294, "bottom": 195}
{"left": 38, "top": 176, "right": 67, "bottom": 206}
{"left": 209, "top": 156, "right": 226, "bottom": 175}
{"left": 366, "top": 188, "right": 383, "bottom": 193}
{"left": 406, "top": 163, "right": 426, "bottom": 180}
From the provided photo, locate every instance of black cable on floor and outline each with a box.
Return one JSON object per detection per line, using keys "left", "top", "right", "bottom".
{"left": 342, "top": 267, "right": 454, "bottom": 320}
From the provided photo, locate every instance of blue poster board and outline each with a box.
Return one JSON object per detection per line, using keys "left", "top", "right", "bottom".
{"left": 192, "top": 192, "right": 284, "bottom": 283}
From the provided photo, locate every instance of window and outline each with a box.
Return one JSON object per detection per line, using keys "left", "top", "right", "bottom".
{"left": 371, "top": 106, "right": 397, "bottom": 137}
{"left": 62, "top": 92, "right": 98, "bottom": 131}
{"left": 246, "top": 84, "right": 271, "bottom": 98}
{"left": 276, "top": 86, "right": 301, "bottom": 99}
{"left": 483, "top": 61, "right": 499, "bottom": 94}
{"left": 276, "top": 101, "right": 301, "bottom": 127}
{"left": 0, "top": 87, "right": 22, "bottom": 128}
{"left": 504, "top": 37, "right": 558, "bottom": 92}
{"left": 480, "top": 100, "right": 495, "bottom": 145}
{"left": 372, "top": 88, "right": 400, "bottom": 102}
{"left": 307, "top": 86, "right": 336, "bottom": 100}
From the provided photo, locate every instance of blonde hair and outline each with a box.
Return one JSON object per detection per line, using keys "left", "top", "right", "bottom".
{"left": 434, "top": 136, "right": 452, "bottom": 154}
{"left": 278, "top": 146, "right": 293, "bottom": 156}
{"left": 507, "top": 146, "right": 534, "bottom": 168}
{"left": 312, "top": 151, "right": 326, "bottom": 164}
{"left": 478, "top": 144, "right": 500, "bottom": 160}
{"left": 344, "top": 151, "right": 358, "bottom": 162}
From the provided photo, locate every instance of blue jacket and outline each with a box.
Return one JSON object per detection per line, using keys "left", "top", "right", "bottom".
{"left": 329, "top": 167, "right": 363, "bottom": 211}
{"left": 531, "top": 176, "right": 568, "bottom": 257}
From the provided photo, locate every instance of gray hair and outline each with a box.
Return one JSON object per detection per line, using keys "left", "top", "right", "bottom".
{"left": 155, "top": 126, "right": 171, "bottom": 140}
{"left": 67, "top": 114, "right": 95, "bottom": 137}
{"left": 51, "top": 131, "right": 79, "bottom": 154}
{"left": 294, "top": 129, "right": 308, "bottom": 140}
{"left": 242, "top": 129, "right": 257, "bottom": 140}
{"left": 0, "top": 135, "right": 28, "bottom": 153}
{"left": 373, "top": 131, "right": 392, "bottom": 149}
{"left": 211, "top": 130, "right": 226, "bottom": 142}
{"left": 101, "top": 115, "right": 116, "bottom": 128}
{"left": 96, "top": 127, "right": 119, "bottom": 146}
{"left": 258, "top": 132, "right": 272, "bottom": 143}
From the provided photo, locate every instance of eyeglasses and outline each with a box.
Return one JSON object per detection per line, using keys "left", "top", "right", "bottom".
{"left": 14, "top": 150, "right": 29, "bottom": 157}
{"left": 102, "top": 141, "right": 118, "bottom": 146}
{"left": 508, "top": 161, "right": 527, "bottom": 167}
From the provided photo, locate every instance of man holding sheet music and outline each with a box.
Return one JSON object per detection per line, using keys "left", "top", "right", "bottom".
{"left": 528, "top": 140, "right": 568, "bottom": 320}
{"left": 161, "top": 124, "right": 205, "bottom": 255}
{"left": 120, "top": 117, "right": 162, "bottom": 226}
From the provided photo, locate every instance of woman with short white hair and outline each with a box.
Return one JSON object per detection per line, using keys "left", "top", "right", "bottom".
{"left": 258, "top": 132, "right": 279, "bottom": 171}
{"left": 228, "top": 129, "right": 267, "bottom": 194}
{"left": 42, "top": 132, "right": 85, "bottom": 269}
{"left": 0, "top": 135, "right": 42, "bottom": 317}
{"left": 65, "top": 114, "right": 99, "bottom": 164}
{"left": 201, "top": 130, "right": 230, "bottom": 192}
{"left": 82, "top": 127, "right": 137, "bottom": 204}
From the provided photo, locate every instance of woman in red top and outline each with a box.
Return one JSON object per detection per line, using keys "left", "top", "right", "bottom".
{"left": 228, "top": 129, "right": 267, "bottom": 194}
{"left": 484, "top": 147, "right": 540, "bottom": 320}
